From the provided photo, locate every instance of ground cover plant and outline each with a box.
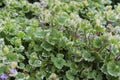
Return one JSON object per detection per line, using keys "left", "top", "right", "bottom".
{"left": 0, "top": 0, "right": 120, "bottom": 80}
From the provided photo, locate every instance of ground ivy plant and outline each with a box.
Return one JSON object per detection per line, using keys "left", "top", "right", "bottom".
{"left": 0, "top": 0, "right": 120, "bottom": 80}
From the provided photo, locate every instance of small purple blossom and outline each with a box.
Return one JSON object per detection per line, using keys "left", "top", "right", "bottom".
{"left": 41, "top": 22, "right": 45, "bottom": 27}
{"left": 0, "top": 73, "right": 8, "bottom": 80}
{"left": 9, "top": 69, "right": 18, "bottom": 77}
{"left": 9, "top": 69, "right": 17, "bottom": 74}
{"left": 40, "top": 1, "right": 46, "bottom": 9}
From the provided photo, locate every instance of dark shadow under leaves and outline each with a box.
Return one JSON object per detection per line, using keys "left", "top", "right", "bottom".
{"left": 27, "top": 0, "right": 40, "bottom": 4}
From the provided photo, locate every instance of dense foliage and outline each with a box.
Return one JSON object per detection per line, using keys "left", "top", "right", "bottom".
{"left": 0, "top": 0, "right": 120, "bottom": 80}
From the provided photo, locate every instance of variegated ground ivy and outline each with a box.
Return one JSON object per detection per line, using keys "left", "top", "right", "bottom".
{"left": 0, "top": 0, "right": 120, "bottom": 80}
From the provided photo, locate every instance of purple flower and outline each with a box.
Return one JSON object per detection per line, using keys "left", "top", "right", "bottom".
{"left": 9, "top": 69, "right": 17, "bottom": 74}
{"left": 41, "top": 22, "right": 45, "bottom": 27}
{"left": 40, "top": 1, "right": 46, "bottom": 9}
{"left": 9, "top": 69, "right": 18, "bottom": 77}
{"left": 0, "top": 73, "right": 8, "bottom": 80}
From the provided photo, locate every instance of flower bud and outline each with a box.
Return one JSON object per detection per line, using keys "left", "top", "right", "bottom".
{"left": 3, "top": 46, "right": 9, "bottom": 54}
{"left": 9, "top": 62, "right": 18, "bottom": 68}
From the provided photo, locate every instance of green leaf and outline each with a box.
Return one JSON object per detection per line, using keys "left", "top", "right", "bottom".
{"left": 107, "top": 61, "right": 120, "bottom": 77}
{"left": 15, "top": 72, "right": 26, "bottom": 80}
{"left": 29, "top": 59, "right": 42, "bottom": 67}
{"left": 52, "top": 58, "right": 65, "bottom": 69}
{"left": 106, "top": 75, "right": 119, "bottom": 80}
{"left": 35, "top": 71, "right": 46, "bottom": 80}
{"left": 87, "top": 70, "right": 97, "bottom": 79}
{"left": 17, "top": 31, "right": 25, "bottom": 38}
{"left": 82, "top": 51, "right": 94, "bottom": 62}
{"left": 17, "top": 54, "right": 25, "bottom": 61}
{"left": 58, "top": 37, "right": 67, "bottom": 48}
{"left": 46, "top": 36, "right": 56, "bottom": 45}
{"left": 66, "top": 70, "right": 75, "bottom": 80}
{"left": 6, "top": 53, "right": 18, "bottom": 62}
{"left": 56, "top": 12, "right": 69, "bottom": 25}
{"left": 33, "top": 28, "right": 47, "bottom": 39}
{"left": 25, "top": 65, "right": 31, "bottom": 72}
{"left": 95, "top": 26, "right": 105, "bottom": 32}
{"left": 56, "top": 54, "right": 64, "bottom": 58}
{"left": 18, "top": 63, "right": 25, "bottom": 69}
{"left": 25, "top": 26, "right": 35, "bottom": 36}
{"left": 41, "top": 41, "right": 53, "bottom": 52}
{"left": 93, "top": 37, "right": 102, "bottom": 48}
{"left": 74, "top": 56, "right": 82, "bottom": 62}
{"left": 51, "top": 54, "right": 66, "bottom": 69}
{"left": 95, "top": 72, "right": 103, "bottom": 80}
{"left": 9, "top": 37, "right": 21, "bottom": 47}
{"left": 30, "top": 52, "right": 38, "bottom": 60}
{"left": 0, "top": 66, "right": 8, "bottom": 75}
{"left": 101, "top": 63, "right": 108, "bottom": 75}
{"left": 42, "top": 51, "right": 51, "bottom": 58}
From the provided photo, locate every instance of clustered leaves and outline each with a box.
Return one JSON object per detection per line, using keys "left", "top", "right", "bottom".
{"left": 0, "top": 0, "right": 120, "bottom": 80}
